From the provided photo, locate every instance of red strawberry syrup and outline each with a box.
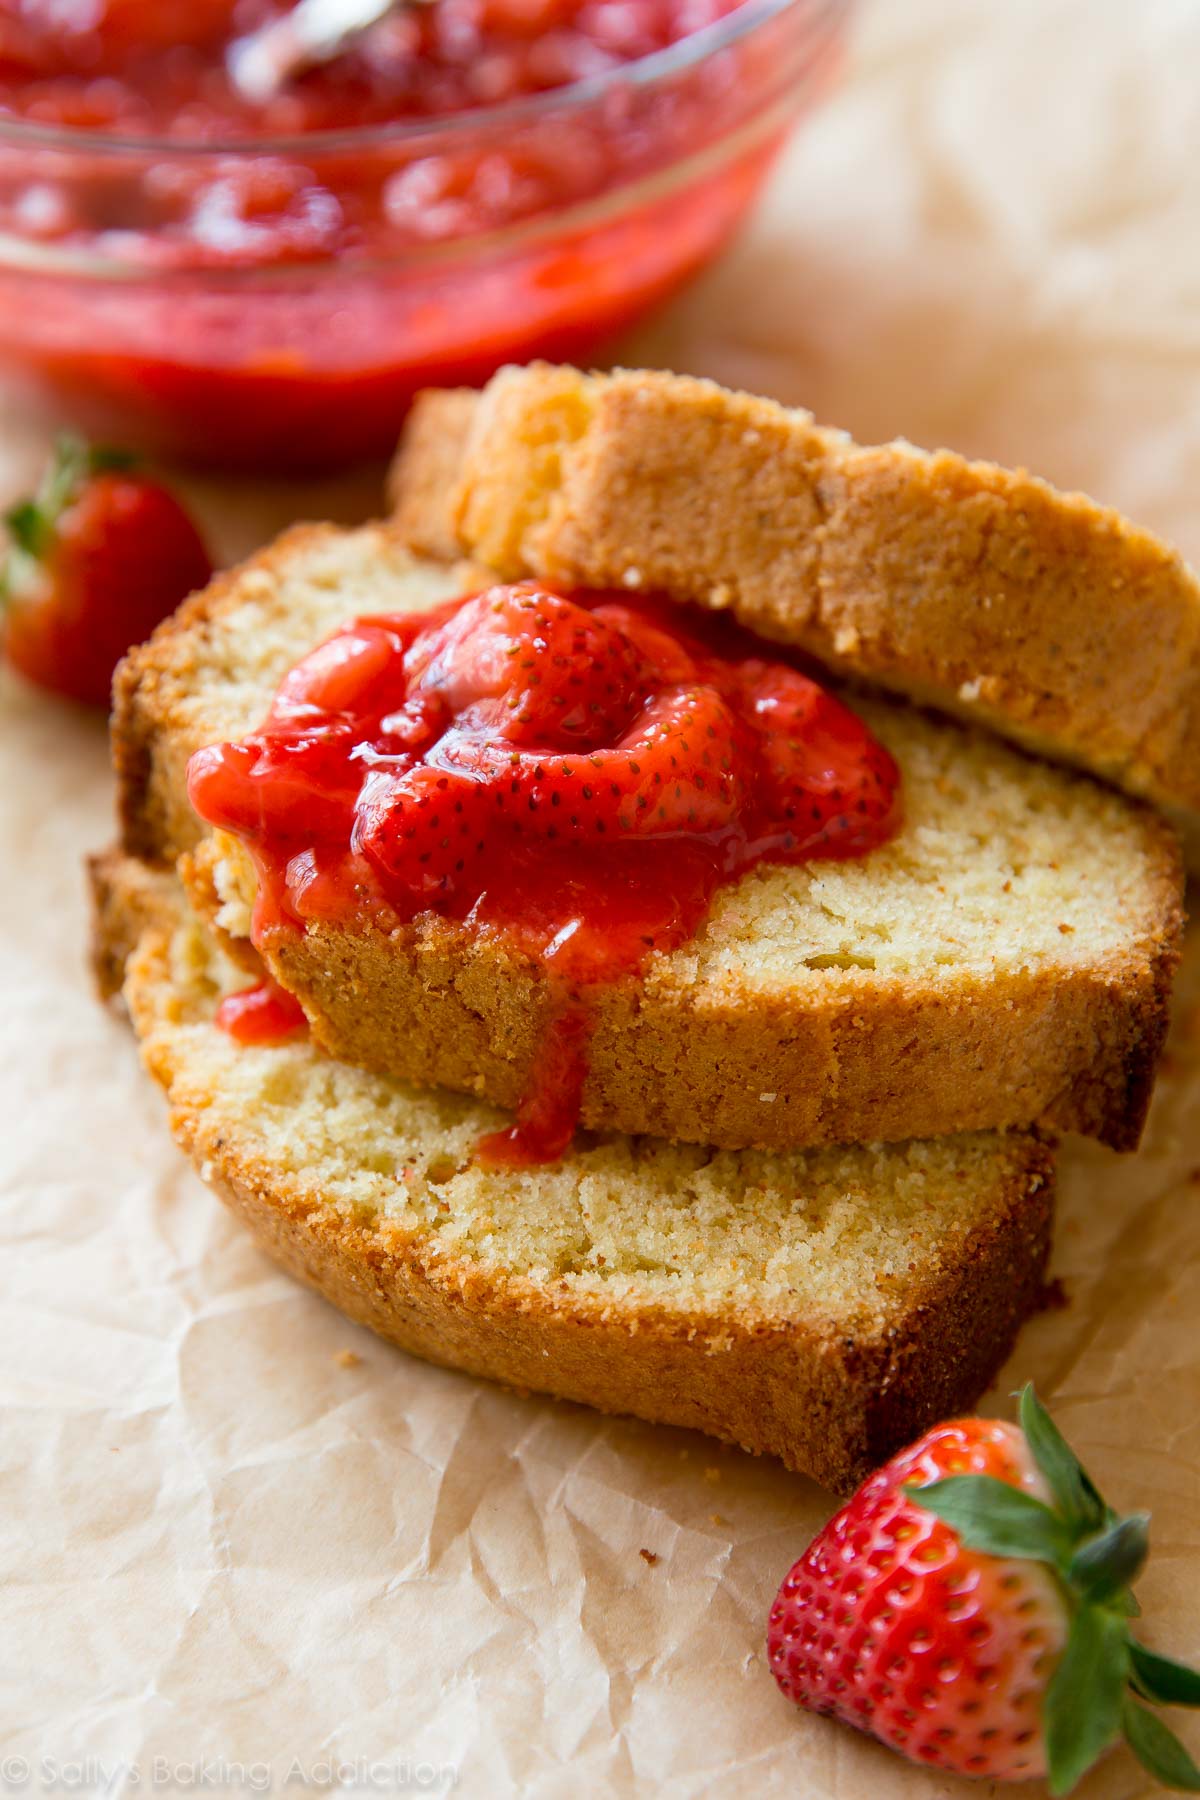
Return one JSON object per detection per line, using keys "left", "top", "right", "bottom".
{"left": 215, "top": 974, "right": 308, "bottom": 1045}
{"left": 188, "top": 582, "right": 902, "bottom": 1162}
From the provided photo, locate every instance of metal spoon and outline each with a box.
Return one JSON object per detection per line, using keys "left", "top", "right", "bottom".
{"left": 228, "top": 0, "right": 414, "bottom": 104}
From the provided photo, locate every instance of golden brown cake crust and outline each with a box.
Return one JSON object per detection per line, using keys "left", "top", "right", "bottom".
{"left": 192, "top": 834, "right": 1178, "bottom": 1155}
{"left": 88, "top": 851, "right": 1057, "bottom": 1492}
{"left": 113, "top": 523, "right": 346, "bottom": 865}
{"left": 386, "top": 385, "right": 479, "bottom": 564}
{"left": 112, "top": 520, "right": 1185, "bottom": 1156}
{"left": 205, "top": 1156, "right": 1052, "bottom": 1493}
{"left": 390, "top": 366, "right": 1200, "bottom": 837}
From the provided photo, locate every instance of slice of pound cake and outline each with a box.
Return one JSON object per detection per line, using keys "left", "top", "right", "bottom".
{"left": 90, "top": 851, "right": 1055, "bottom": 1493}
{"left": 390, "top": 364, "right": 1200, "bottom": 853}
{"left": 112, "top": 522, "right": 1183, "bottom": 1156}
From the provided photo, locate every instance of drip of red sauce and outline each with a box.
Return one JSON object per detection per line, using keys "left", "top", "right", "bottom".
{"left": 215, "top": 975, "right": 308, "bottom": 1045}
{"left": 474, "top": 1008, "right": 592, "bottom": 1168}
{"left": 189, "top": 582, "right": 902, "bottom": 1162}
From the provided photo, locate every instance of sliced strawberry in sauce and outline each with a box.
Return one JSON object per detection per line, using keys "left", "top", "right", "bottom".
{"left": 187, "top": 730, "right": 362, "bottom": 849}
{"left": 356, "top": 678, "right": 747, "bottom": 903}
{"left": 403, "top": 582, "right": 649, "bottom": 749}
{"left": 352, "top": 761, "right": 492, "bottom": 903}
{"left": 271, "top": 619, "right": 419, "bottom": 723}
{"left": 737, "top": 661, "right": 902, "bottom": 857}
{"left": 591, "top": 599, "right": 705, "bottom": 686}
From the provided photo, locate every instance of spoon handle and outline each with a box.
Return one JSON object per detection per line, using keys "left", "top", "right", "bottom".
{"left": 229, "top": 0, "right": 407, "bottom": 104}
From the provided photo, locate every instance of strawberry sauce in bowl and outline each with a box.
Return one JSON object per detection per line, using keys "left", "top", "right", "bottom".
{"left": 0, "top": 0, "right": 849, "bottom": 469}
{"left": 188, "top": 582, "right": 901, "bottom": 1163}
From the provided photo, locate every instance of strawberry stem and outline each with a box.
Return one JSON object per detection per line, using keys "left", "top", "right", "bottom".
{"left": 1131, "top": 1643, "right": 1200, "bottom": 1708}
{"left": 1044, "top": 1606, "right": 1129, "bottom": 1796}
{"left": 3, "top": 499, "right": 48, "bottom": 561}
{"left": 1018, "top": 1382, "right": 1107, "bottom": 1532}
{"left": 43, "top": 434, "right": 137, "bottom": 519}
{"left": 1123, "top": 1699, "right": 1200, "bottom": 1791}
{"left": 2, "top": 434, "right": 140, "bottom": 612}
{"left": 1069, "top": 1513, "right": 1150, "bottom": 1603}
{"left": 903, "top": 1474, "right": 1071, "bottom": 1566}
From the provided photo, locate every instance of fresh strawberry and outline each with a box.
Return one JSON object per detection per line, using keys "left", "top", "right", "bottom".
{"left": 768, "top": 1386, "right": 1200, "bottom": 1793}
{"left": 1, "top": 436, "right": 213, "bottom": 708}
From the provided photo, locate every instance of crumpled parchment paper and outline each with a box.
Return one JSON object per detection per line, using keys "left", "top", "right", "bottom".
{"left": 2, "top": 1, "right": 1198, "bottom": 1793}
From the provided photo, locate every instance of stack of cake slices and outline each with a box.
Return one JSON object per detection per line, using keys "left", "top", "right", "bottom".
{"left": 91, "top": 364, "right": 1195, "bottom": 1491}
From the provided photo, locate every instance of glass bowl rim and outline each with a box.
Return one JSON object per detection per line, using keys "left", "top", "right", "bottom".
{"left": 0, "top": 0, "right": 848, "bottom": 159}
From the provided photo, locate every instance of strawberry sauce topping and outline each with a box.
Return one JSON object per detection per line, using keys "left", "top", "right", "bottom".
{"left": 214, "top": 975, "right": 308, "bottom": 1045}
{"left": 188, "top": 582, "right": 901, "bottom": 1162}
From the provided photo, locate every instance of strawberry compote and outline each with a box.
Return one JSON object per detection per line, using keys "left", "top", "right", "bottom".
{"left": 188, "top": 582, "right": 901, "bottom": 1163}
{"left": 1, "top": 0, "right": 743, "bottom": 138}
{"left": 215, "top": 974, "right": 308, "bottom": 1045}
{"left": 0, "top": 0, "right": 847, "bottom": 467}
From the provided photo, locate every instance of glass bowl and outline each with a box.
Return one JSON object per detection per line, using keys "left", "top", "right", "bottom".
{"left": 0, "top": 0, "right": 850, "bottom": 471}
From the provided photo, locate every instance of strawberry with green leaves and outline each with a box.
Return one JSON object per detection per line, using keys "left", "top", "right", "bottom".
{"left": 1, "top": 436, "right": 212, "bottom": 708}
{"left": 768, "top": 1386, "right": 1200, "bottom": 1792}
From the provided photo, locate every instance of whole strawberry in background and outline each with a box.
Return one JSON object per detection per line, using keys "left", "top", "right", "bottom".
{"left": 1, "top": 436, "right": 212, "bottom": 708}
{"left": 768, "top": 1387, "right": 1200, "bottom": 1792}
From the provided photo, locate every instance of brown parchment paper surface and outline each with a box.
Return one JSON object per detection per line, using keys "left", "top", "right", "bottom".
{"left": 2, "top": 1, "right": 1199, "bottom": 1794}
